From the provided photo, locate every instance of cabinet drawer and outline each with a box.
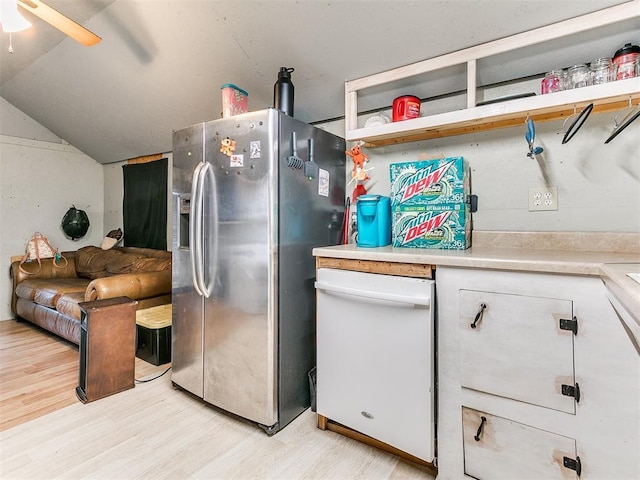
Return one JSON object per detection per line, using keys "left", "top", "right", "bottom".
{"left": 463, "top": 407, "right": 579, "bottom": 480}
{"left": 460, "top": 290, "right": 576, "bottom": 413}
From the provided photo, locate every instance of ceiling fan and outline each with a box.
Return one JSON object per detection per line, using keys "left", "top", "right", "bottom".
{"left": 16, "top": 0, "right": 101, "bottom": 46}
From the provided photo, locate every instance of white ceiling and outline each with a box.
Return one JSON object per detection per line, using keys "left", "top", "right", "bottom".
{"left": 0, "top": 0, "right": 637, "bottom": 164}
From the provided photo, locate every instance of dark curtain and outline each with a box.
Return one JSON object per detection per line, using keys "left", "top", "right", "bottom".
{"left": 122, "top": 158, "right": 168, "bottom": 249}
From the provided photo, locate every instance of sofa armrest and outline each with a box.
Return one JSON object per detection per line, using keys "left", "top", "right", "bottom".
{"left": 10, "top": 257, "right": 78, "bottom": 315}
{"left": 85, "top": 269, "right": 172, "bottom": 302}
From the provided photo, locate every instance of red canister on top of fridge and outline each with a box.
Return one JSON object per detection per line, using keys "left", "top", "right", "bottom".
{"left": 221, "top": 83, "right": 248, "bottom": 117}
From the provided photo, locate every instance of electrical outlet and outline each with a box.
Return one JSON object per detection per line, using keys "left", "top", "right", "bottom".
{"left": 529, "top": 187, "right": 558, "bottom": 211}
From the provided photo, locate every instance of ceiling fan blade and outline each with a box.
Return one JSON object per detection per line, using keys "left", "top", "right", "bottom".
{"left": 17, "top": 0, "right": 101, "bottom": 46}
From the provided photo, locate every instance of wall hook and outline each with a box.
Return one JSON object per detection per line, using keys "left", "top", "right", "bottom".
{"left": 562, "top": 103, "right": 593, "bottom": 144}
{"left": 605, "top": 98, "right": 640, "bottom": 144}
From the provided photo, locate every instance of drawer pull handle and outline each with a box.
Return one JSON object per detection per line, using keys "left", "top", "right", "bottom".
{"left": 361, "top": 411, "right": 374, "bottom": 420}
{"left": 474, "top": 416, "right": 487, "bottom": 441}
{"left": 471, "top": 303, "right": 487, "bottom": 329}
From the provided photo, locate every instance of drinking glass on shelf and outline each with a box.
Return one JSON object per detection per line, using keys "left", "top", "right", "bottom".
{"left": 590, "top": 58, "right": 615, "bottom": 85}
{"left": 566, "top": 64, "right": 591, "bottom": 89}
{"left": 541, "top": 69, "right": 565, "bottom": 94}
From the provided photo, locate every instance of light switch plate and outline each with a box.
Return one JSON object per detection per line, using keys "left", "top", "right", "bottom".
{"left": 529, "top": 187, "right": 558, "bottom": 211}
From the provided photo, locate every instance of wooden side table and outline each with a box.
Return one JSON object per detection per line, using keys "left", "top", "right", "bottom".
{"left": 76, "top": 296, "right": 138, "bottom": 403}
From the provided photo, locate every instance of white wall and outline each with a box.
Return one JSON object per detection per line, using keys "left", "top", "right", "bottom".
{"left": 0, "top": 98, "right": 104, "bottom": 320}
{"left": 103, "top": 161, "right": 125, "bottom": 235}
{"left": 320, "top": 80, "right": 640, "bottom": 233}
{"left": 335, "top": 115, "right": 640, "bottom": 232}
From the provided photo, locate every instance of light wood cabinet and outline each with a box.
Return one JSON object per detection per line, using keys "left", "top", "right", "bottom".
{"left": 462, "top": 407, "right": 579, "bottom": 480}
{"left": 458, "top": 287, "right": 581, "bottom": 478}
{"left": 436, "top": 267, "right": 640, "bottom": 480}
{"left": 460, "top": 290, "right": 576, "bottom": 414}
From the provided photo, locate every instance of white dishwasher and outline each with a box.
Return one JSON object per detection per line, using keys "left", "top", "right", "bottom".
{"left": 315, "top": 267, "right": 435, "bottom": 462}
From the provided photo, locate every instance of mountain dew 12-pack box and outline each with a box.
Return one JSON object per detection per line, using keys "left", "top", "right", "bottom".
{"left": 391, "top": 205, "right": 471, "bottom": 249}
{"left": 390, "top": 156, "right": 469, "bottom": 207}
{"left": 389, "top": 156, "right": 471, "bottom": 250}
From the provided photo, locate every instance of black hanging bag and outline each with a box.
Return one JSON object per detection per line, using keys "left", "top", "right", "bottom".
{"left": 61, "top": 205, "right": 90, "bottom": 240}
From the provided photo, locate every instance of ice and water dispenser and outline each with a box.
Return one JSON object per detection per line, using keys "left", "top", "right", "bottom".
{"left": 356, "top": 194, "right": 391, "bottom": 248}
{"left": 178, "top": 194, "right": 191, "bottom": 249}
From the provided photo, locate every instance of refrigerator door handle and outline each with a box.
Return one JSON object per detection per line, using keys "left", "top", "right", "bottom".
{"left": 190, "top": 161, "right": 205, "bottom": 296}
{"left": 315, "top": 281, "right": 431, "bottom": 306}
{"left": 201, "top": 162, "right": 216, "bottom": 298}
{"left": 195, "top": 162, "right": 210, "bottom": 297}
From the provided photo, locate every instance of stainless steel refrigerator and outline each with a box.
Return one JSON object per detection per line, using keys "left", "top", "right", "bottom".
{"left": 171, "top": 108, "right": 345, "bottom": 434}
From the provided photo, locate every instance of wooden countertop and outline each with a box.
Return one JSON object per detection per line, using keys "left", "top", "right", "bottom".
{"left": 313, "top": 231, "right": 640, "bottom": 320}
{"left": 313, "top": 244, "right": 639, "bottom": 276}
{"left": 600, "top": 263, "right": 640, "bottom": 323}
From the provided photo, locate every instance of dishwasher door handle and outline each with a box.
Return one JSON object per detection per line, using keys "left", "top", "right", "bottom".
{"left": 315, "top": 281, "right": 431, "bottom": 306}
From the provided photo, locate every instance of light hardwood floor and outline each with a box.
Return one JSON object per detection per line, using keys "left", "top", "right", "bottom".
{"left": 0, "top": 320, "right": 167, "bottom": 432}
{"left": 0, "top": 320, "right": 436, "bottom": 480}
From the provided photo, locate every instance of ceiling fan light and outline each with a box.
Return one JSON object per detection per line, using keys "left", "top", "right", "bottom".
{"left": 0, "top": 0, "right": 32, "bottom": 33}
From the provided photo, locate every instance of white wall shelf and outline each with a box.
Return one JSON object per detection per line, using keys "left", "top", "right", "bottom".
{"left": 344, "top": 0, "right": 640, "bottom": 147}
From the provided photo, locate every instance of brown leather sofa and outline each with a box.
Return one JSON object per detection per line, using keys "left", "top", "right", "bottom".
{"left": 10, "top": 246, "right": 172, "bottom": 345}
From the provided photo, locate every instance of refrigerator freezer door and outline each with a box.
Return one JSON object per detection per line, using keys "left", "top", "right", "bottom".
{"left": 172, "top": 123, "right": 206, "bottom": 397}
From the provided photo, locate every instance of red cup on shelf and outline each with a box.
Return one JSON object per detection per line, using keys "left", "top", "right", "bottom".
{"left": 392, "top": 95, "right": 421, "bottom": 122}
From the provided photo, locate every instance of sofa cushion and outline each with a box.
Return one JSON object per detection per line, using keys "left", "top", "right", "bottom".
{"left": 75, "top": 246, "right": 114, "bottom": 279}
{"left": 105, "top": 252, "right": 139, "bottom": 274}
{"left": 15, "top": 299, "right": 81, "bottom": 345}
{"left": 55, "top": 292, "right": 86, "bottom": 320}
{"left": 75, "top": 246, "right": 171, "bottom": 278}
{"left": 130, "top": 256, "right": 172, "bottom": 273}
{"left": 15, "top": 278, "right": 89, "bottom": 308}
{"left": 120, "top": 247, "right": 172, "bottom": 260}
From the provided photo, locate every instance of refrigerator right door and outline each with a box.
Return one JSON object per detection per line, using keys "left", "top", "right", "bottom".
{"left": 201, "top": 110, "right": 277, "bottom": 427}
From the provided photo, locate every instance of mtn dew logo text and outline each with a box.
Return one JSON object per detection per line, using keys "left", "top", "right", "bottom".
{"left": 397, "top": 210, "right": 451, "bottom": 245}
{"left": 393, "top": 161, "right": 453, "bottom": 204}
{"left": 390, "top": 157, "right": 469, "bottom": 207}
{"left": 392, "top": 208, "right": 471, "bottom": 250}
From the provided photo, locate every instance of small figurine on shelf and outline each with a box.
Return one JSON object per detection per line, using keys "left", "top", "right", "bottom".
{"left": 346, "top": 142, "right": 373, "bottom": 201}
{"left": 346, "top": 143, "right": 369, "bottom": 176}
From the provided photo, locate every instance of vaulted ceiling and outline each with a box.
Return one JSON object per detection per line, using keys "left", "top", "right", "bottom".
{"left": 0, "top": 0, "right": 636, "bottom": 164}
